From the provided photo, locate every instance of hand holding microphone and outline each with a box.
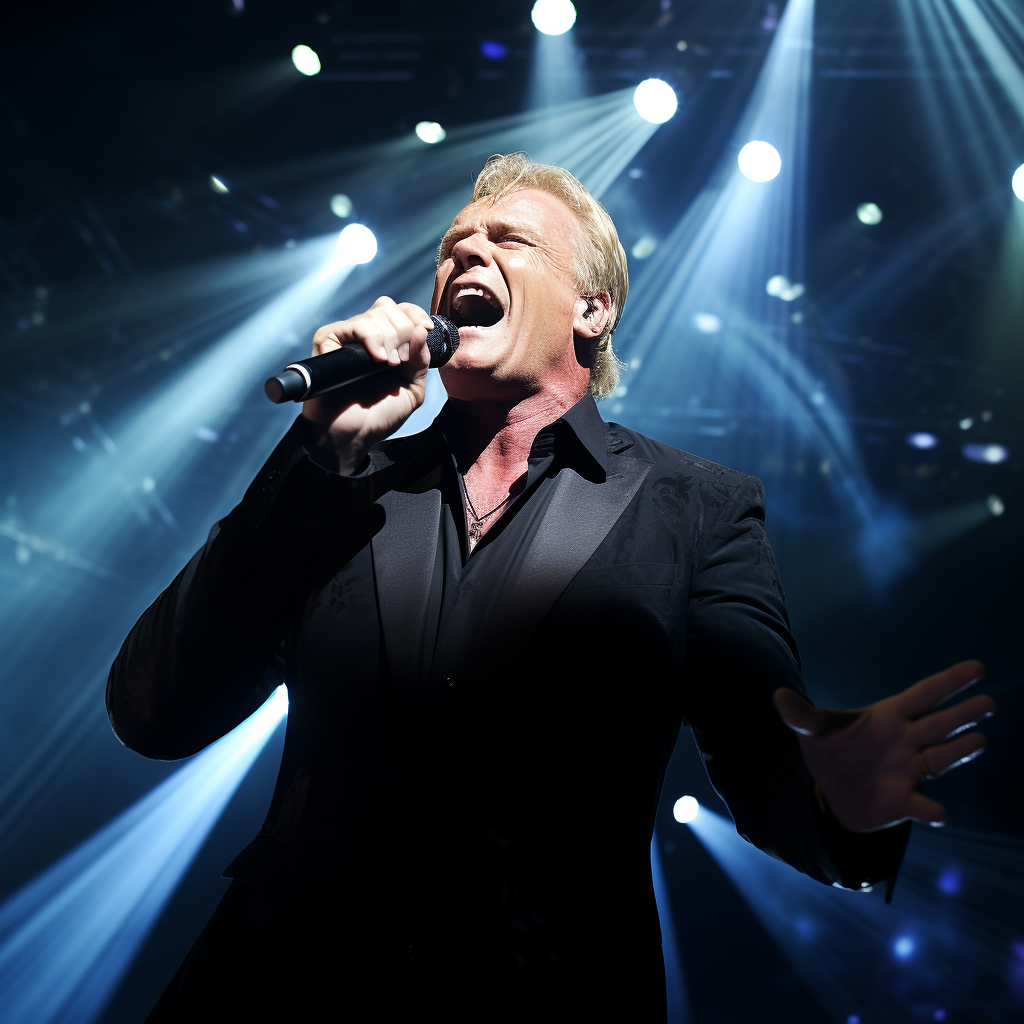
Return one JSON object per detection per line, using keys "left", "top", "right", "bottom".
{"left": 279, "top": 296, "right": 458, "bottom": 475}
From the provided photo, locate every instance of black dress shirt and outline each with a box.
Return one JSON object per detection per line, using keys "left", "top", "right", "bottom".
{"left": 108, "top": 393, "right": 909, "bottom": 1024}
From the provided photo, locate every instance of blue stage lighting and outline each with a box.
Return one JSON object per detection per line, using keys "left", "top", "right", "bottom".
{"left": 893, "top": 935, "right": 916, "bottom": 959}
{"left": 330, "top": 193, "right": 353, "bottom": 218}
{"left": 480, "top": 40, "right": 508, "bottom": 60}
{"left": 531, "top": 0, "right": 576, "bottom": 35}
{"left": 963, "top": 443, "right": 1009, "bottom": 464}
{"left": 0, "top": 688, "right": 287, "bottom": 1024}
{"left": 209, "top": 175, "right": 229, "bottom": 194}
{"left": 672, "top": 795, "right": 699, "bottom": 823}
{"left": 907, "top": 432, "right": 939, "bottom": 450}
{"left": 633, "top": 79, "right": 678, "bottom": 124}
{"left": 692, "top": 312, "right": 722, "bottom": 334}
{"left": 1013, "top": 164, "right": 1024, "bottom": 201}
{"left": 291, "top": 44, "right": 321, "bottom": 76}
{"left": 987, "top": 494, "right": 1005, "bottom": 516}
{"left": 936, "top": 867, "right": 962, "bottom": 895}
{"left": 857, "top": 202, "right": 883, "bottom": 225}
{"left": 737, "top": 141, "right": 781, "bottom": 182}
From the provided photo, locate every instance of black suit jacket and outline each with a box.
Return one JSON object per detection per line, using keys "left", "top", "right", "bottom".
{"left": 108, "top": 397, "right": 907, "bottom": 1022}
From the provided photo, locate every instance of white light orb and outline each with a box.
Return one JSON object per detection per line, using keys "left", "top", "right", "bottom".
{"left": 330, "top": 194, "right": 353, "bottom": 218}
{"left": 893, "top": 935, "right": 915, "bottom": 959}
{"left": 987, "top": 494, "right": 1005, "bottom": 516}
{"left": 414, "top": 121, "right": 446, "bottom": 144}
{"left": 633, "top": 79, "right": 678, "bottom": 124}
{"left": 531, "top": 0, "right": 577, "bottom": 35}
{"left": 335, "top": 223, "right": 377, "bottom": 265}
{"left": 958, "top": 417, "right": 973, "bottom": 430}
{"left": 209, "top": 175, "right": 229, "bottom": 194}
{"left": 291, "top": 45, "right": 321, "bottom": 76}
{"left": 693, "top": 312, "right": 722, "bottom": 333}
{"left": 738, "top": 140, "right": 782, "bottom": 182}
{"left": 963, "top": 443, "right": 1009, "bottom": 464}
{"left": 673, "top": 795, "right": 699, "bottom": 823}
{"left": 631, "top": 236, "right": 657, "bottom": 259}
{"left": 1013, "top": 163, "right": 1024, "bottom": 202}
{"left": 907, "top": 432, "right": 938, "bottom": 450}
{"left": 857, "top": 202, "right": 883, "bottom": 225}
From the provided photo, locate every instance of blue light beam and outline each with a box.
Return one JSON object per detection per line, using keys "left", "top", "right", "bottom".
{"left": 0, "top": 687, "right": 288, "bottom": 1024}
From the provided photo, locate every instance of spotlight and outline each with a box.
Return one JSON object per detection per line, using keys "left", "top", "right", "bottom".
{"left": 672, "top": 796, "right": 699, "bottom": 823}
{"left": 987, "top": 495, "right": 1005, "bottom": 516}
{"left": 857, "top": 202, "right": 883, "bottom": 225}
{"left": 531, "top": 0, "right": 577, "bottom": 35}
{"left": 631, "top": 236, "right": 657, "bottom": 259}
{"left": 330, "top": 194, "right": 353, "bottom": 218}
{"left": 291, "top": 44, "right": 321, "bottom": 77}
{"left": 335, "top": 224, "right": 377, "bottom": 265}
{"left": 893, "top": 935, "right": 916, "bottom": 959}
{"left": 209, "top": 175, "right": 229, "bottom": 194}
{"left": 633, "top": 79, "right": 678, "bottom": 124}
{"left": 737, "top": 141, "right": 782, "bottom": 182}
{"left": 907, "top": 432, "right": 938, "bottom": 450}
{"left": 693, "top": 312, "right": 722, "bottom": 333}
{"left": 1013, "top": 163, "right": 1024, "bottom": 202}
{"left": 414, "top": 121, "right": 446, "bottom": 144}
{"left": 963, "top": 443, "right": 1009, "bottom": 464}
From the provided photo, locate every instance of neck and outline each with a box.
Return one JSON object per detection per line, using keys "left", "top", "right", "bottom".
{"left": 447, "top": 385, "right": 585, "bottom": 493}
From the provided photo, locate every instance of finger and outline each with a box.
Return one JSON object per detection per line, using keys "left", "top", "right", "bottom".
{"left": 345, "top": 317, "right": 394, "bottom": 363}
{"left": 772, "top": 688, "right": 824, "bottom": 737}
{"left": 395, "top": 301, "right": 434, "bottom": 330}
{"left": 913, "top": 694, "right": 996, "bottom": 745}
{"left": 373, "top": 303, "right": 427, "bottom": 365}
{"left": 905, "top": 791, "right": 947, "bottom": 826}
{"left": 895, "top": 660, "right": 985, "bottom": 719}
{"left": 921, "top": 732, "right": 987, "bottom": 777}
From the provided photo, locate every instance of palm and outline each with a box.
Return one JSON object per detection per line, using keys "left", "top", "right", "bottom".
{"left": 774, "top": 660, "right": 993, "bottom": 832}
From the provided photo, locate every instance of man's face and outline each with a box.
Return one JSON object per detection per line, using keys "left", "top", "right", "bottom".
{"left": 431, "top": 188, "right": 589, "bottom": 401}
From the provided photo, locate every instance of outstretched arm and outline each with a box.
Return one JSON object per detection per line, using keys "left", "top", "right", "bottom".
{"left": 774, "top": 660, "right": 994, "bottom": 832}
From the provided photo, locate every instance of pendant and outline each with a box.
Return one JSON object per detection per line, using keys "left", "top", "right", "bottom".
{"left": 468, "top": 519, "right": 484, "bottom": 550}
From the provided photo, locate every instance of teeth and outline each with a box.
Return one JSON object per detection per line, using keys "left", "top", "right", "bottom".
{"left": 456, "top": 286, "right": 485, "bottom": 299}
{"left": 452, "top": 284, "right": 502, "bottom": 309}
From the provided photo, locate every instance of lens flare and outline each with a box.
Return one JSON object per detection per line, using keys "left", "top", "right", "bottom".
{"left": 737, "top": 140, "right": 782, "bottom": 182}
{"left": 291, "top": 44, "right": 321, "bottom": 76}
{"left": 633, "top": 79, "right": 678, "bottom": 124}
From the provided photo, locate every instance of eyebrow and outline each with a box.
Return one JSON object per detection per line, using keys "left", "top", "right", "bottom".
{"left": 437, "top": 217, "right": 540, "bottom": 261}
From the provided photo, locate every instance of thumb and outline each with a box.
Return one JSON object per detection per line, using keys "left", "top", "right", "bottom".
{"left": 773, "top": 688, "right": 823, "bottom": 737}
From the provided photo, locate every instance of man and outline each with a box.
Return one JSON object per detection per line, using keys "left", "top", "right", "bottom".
{"left": 108, "top": 154, "right": 994, "bottom": 1022}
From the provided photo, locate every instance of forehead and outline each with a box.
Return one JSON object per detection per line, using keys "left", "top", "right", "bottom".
{"left": 447, "top": 188, "right": 579, "bottom": 241}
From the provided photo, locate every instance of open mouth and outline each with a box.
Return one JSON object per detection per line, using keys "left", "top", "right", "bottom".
{"left": 448, "top": 284, "right": 505, "bottom": 329}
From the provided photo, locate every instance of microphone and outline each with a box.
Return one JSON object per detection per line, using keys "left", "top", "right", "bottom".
{"left": 264, "top": 315, "right": 460, "bottom": 404}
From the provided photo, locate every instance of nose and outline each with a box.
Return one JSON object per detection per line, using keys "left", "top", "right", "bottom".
{"left": 451, "top": 231, "right": 492, "bottom": 272}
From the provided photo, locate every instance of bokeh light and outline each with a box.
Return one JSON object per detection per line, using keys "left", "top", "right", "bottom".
{"left": 531, "top": 0, "right": 577, "bottom": 36}
{"left": 1012, "top": 163, "right": 1024, "bottom": 202}
{"left": 414, "top": 121, "right": 446, "bottom": 144}
{"left": 330, "top": 194, "right": 353, "bottom": 218}
{"left": 907, "top": 432, "right": 939, "bottom": 450}
{"left": 737, "top": 140, "right": 782, "bottom": 181}
{"left": 672, "top": 795, "right": 699, "bottom": 823}
{"left": 335, "top": 223, "right": 378, "bottom": 265}
{"left": 963, "top": 444, "right": 1009, "bottom": 464}
{"left": 291, "top": 44, "right": 321, "bottom": 76}
{"left": 633, "top": 79, "right": 678, "bottom": 124}
{"left": 857, "top": 202, "right": 883, "bottom": 225}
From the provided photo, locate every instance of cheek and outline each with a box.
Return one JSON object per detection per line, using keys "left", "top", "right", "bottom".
{"left": 508, "top": 257, "right": 526, "bottom": 268}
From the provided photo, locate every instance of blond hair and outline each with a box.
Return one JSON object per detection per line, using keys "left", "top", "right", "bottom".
{"left": 468, "top": 153, "right": 628, "bottom": 399}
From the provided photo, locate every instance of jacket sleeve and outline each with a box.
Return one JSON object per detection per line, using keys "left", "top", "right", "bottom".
{"left": 106, "top": 417, "right": 381, "bottom": 760}
{"left": 683, "top": 474, "right": 910, "bottom": 896}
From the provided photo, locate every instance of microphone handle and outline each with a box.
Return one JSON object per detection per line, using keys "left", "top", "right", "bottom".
{"left": 264, "top": 315, "right": 459, "bottom": 404}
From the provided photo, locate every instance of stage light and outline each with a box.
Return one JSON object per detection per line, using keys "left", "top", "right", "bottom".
{"left": 937, "top": 867, "right": 962, "bottom": 895}
{"left": 693, "top": 312, "right": 722, "bottom": 333}
{"left": 907, "top": 432, "right": 938, "bottom": 450}
{"left": 209, "top": 175, "right": 229, "bottom": 194}
{"left": 766, "top": 275, "right": 804, "bottom": 300}
{"left": 893, "top": 935, "right": 916, "bottom": 959}
{"left": 963, "top": 443, "right": 1009, "bottom": 464}
{"left": 291, "top": 44, "right": 321, "bottom": 76}
{"left": 531, "top": 0, "right": 576, "bottom": 36}
{"left": 334, "top": 223, "right": 377, "bottom": 266}
{"left": 633, "top": 79, "right": 678, "bottom": 124}
{"left": 987, "top": 495, "right": 1005, "bottom": 516}
{"left": 857, "top": 202, "right": 883, "bottom": 225}
{"left": 737, "top": 141, "right": 781, "bottom": 182}
{"left": 676, "top": 40, "right": 688, "bottom": 51}
{"left": 330, "top": 194, "right": 353, "bottom": 218}
{"left": 480, "top": 40, "right": 508, "bottom": 60}
{"left": 1013, "top": 164, "right": 1024, "bottom": 202}
{"left": 959, "top": 417, "right": 974, "bottom": 430}
{"left": 631, "top": 236, "right": 657, "bottom": 259}
{"left": 672, "top": 795, "right": 699, "bottom": 823}
{"left": 414, "top": 121, "right": 446, "bottom": 144}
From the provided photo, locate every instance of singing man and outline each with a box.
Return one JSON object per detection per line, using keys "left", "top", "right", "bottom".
{"left": 109, "top": 153, "right": 994, "bottom": 1022}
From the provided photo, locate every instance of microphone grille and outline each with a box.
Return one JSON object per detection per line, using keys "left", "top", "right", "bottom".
{"left": 425, "top": 315, "right": 460, "bottom": 367}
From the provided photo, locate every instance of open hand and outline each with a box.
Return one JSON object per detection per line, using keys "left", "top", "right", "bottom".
{"left": 773, "top": 660, "right": 994, "bottom": 832}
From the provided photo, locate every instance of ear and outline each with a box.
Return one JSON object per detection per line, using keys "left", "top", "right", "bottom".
{"left": 573, "top": 291, "right": 612, "bottom": 340}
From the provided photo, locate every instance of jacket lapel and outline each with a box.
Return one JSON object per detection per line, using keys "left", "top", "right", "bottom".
{"left": 484, "top": 446, "right": 652, "bottom": 649}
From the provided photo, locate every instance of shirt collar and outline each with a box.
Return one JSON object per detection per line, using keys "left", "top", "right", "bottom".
{"left": 434, "top": 391, "right": 608, "bottom": 482}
